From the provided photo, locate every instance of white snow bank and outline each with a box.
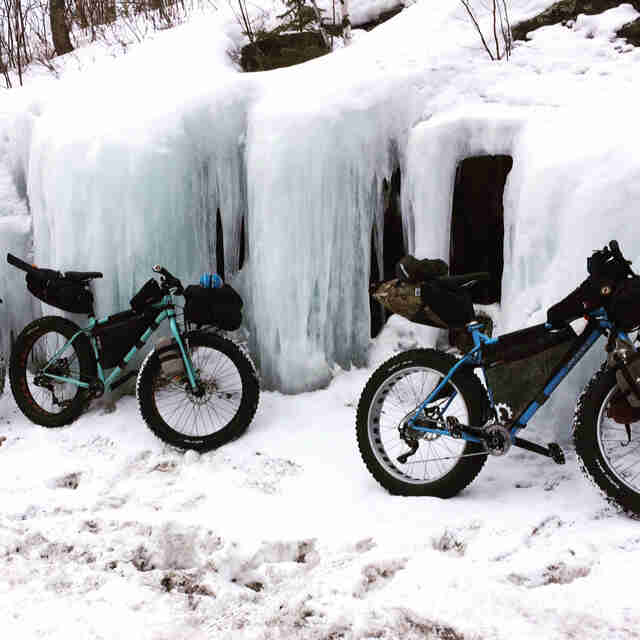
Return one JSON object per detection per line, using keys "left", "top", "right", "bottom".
{"left": 1, "top": 322, "right": 640, "bottom": 639}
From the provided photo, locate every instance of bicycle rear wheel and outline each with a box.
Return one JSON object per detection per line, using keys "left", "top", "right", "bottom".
{"left": 136, "top": 332, "right": 259, "bottom": 452}
{"left": 9, "top": 316, "right": 96, "bottom": 427}
{"left": 356, "top": 349, "right": 489, "bottom": 497}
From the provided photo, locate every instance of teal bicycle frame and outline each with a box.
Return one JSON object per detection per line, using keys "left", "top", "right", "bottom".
{"left": 38, "top": 294, "right": 198, "bottom": 393}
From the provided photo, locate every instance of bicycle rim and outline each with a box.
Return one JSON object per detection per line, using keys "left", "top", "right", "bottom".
{"left": 597, "top": 385, "right": 640, "bottom": 495}
{"left": 367, "top": 366, "right": 470, "bottom": 484}
{"left": 26, "top": 331, "right": 83, "bottom": 414}
{"left": 151, "top": 343, "right": 243, "bottom": 437}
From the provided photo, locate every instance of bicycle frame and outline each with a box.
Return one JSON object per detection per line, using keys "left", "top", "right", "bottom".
{"left": 38, "top": 294, "right": 198, "bottom": 393}
{"left": 408, "top": 307, "right": 632, "bottom": 445}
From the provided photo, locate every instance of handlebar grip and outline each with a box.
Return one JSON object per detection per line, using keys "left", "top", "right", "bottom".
{"left": 151, "top": 264, "right": 183, "bottom": 293}
{"left": 7, "top": 253, "right": 36, "bottom": 273}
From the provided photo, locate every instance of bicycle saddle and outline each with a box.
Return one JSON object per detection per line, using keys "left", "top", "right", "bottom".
{"left": 438, "top": 272, "right": 490, "bottom": 288}
{"left": 64, "top": 270, "right": 103, "bottom": 282}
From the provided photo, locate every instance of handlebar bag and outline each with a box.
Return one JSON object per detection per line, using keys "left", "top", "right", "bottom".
{"left": 546, "top": 277, "right": 614, "bottom": 327}
{"left": 130, "top": 279, "right": 163, "bottom": 311}
{"left": 184, "top": 284, "right": 243, "bottom": 330}
{"left": 608, "top": 276, "right": 640, "bottom": 331}
{"left": 587, "top": 246, "right": 630, "bottom": 281}
{"left": 26, "top": 273, "right": 93, "bottom": 314}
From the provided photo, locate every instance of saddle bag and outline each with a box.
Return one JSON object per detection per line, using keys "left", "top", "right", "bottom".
{"left": 26, "top": 272, "right": 93, "bottom": 314}
{"left": 93, "top": 310, "right": 156, "bottom": 369}
{"left": 395, "top": 255, "right": 448, "bottom": 283}
{"left": 184, "top": 284, "right": 243, "bottom": 330}
{"left": 372, "top": 278, "right": 474, "bottom": 329}
{"left": 484, "top": 323, "right": 576, "bottom": 418}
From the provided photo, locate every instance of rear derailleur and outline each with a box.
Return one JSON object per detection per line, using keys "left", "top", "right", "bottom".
{"left": 33, "top": 370, "right": 74, "bottom": 409}
{"left": 397, "top": 405, "right": 443, "bottom": 463}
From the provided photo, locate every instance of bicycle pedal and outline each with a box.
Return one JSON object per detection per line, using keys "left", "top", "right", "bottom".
{"left": 547, "top": 443, "right": 566, "bottom": 465}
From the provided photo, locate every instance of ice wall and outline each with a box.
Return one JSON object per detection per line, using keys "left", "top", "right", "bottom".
{"left": 245, "top": 85, "right": 397, "bottom": 390}
{"left": 406, "top": 103, "right": 640, "bottom": 441}
{"left": 0, "top": 100, "right": 36, "bottom": 355}
{"left": 2, "top": 0, "right": 640, "bottom": 406}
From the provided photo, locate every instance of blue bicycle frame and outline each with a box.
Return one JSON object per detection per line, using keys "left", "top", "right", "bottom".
{"left": 38, "top": 294, "right": 198, "bottom": 393}
{"left": 407, "top": 307, "right": 630, "bottom": 448}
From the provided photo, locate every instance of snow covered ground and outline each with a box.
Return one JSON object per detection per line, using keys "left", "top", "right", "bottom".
{"left": 1, "top": 319, "right": 639, "bottom": 640}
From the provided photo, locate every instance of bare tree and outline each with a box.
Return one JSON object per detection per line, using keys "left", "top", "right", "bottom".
{"left": 459, "top": 0, "right": 512, "bottom": 60}
{"left": 50, "top": 0, "right": 73, "bottom": 55}
{"left": 308, "top": 0, "right": 329, "bottom": 48}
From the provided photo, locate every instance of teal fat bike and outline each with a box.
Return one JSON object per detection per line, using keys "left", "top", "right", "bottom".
{"left": 7, "top": 254, "right": 259, "bottom": 452}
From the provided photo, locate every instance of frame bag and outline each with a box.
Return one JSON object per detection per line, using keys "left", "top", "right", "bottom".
{"left": 93, "top": 310, "right": 156, "bottom": 369}
{"left": 184, "top": 284, "right": 243, "bottom": 330}
{"left": 484, "top": 323, "right": 576, "bottom": 417}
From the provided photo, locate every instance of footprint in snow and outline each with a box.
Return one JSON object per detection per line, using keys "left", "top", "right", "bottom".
{"left": 354, "top": 558, "right": 407, "bottom": 598}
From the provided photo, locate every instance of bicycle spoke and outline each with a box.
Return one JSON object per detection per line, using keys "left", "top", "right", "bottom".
{"left": 369, "top": 366, "right": 469, "bottom": 484}
{"left": 152, "top": 345, "right": 243, "bottom": 438}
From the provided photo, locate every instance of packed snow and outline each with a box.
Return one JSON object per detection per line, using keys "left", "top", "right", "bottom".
{"left": 1, "top": 318, "right": 640, "bottom": 640}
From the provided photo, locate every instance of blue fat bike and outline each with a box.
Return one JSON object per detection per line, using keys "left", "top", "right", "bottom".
{"left": 357, "top": 241, "right": 640, "bottom": 515}
{"left": 7, "top": 254, "right": 259, "bottom": 452}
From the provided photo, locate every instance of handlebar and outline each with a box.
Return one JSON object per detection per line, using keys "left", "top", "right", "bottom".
{"left": 153, "top": 264, "right": 184, "bottom": 294}
{"left": 609, "top": 239, "right": 634, "bottom": 277}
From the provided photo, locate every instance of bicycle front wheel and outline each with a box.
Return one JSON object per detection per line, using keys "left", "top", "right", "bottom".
{"left": 574, "top": 367, "right": 640, "bottom": 515}
{"left": 9, "top": 316, "right": 96, "bottom": 427}
{"left": 136, "top": 332, "right": 259, "bottom": 452}
{"left": 356, "top": 349, "right": 489, "bottom": 497}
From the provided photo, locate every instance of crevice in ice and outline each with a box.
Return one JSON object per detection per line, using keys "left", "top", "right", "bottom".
{"left": 370, "top": 168, "right": 405, "bottom": 338}
{"left": 450, "top": 154, "right": 512, "bottom": 305}
{"left": 370, "top": 224, "right": 385, "bottom": 337}
{"left": 239, "top": 215, "right": 246, "bottom": 272}
{"left": 216, "top": 208, "right": 224, "bottom": 278}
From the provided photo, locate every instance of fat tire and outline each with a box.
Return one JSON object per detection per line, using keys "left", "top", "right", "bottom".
{"left": 356, "top": 349, "right": 489, "bottom": 497}
{"left": 136, "top": 332, "right": 259, "bottom": 452}
{"left": 574, "top": 366, "right": 640, "bottom": 515}
{"left": 9, "top": 316, "right": 95, "bottom": 427}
